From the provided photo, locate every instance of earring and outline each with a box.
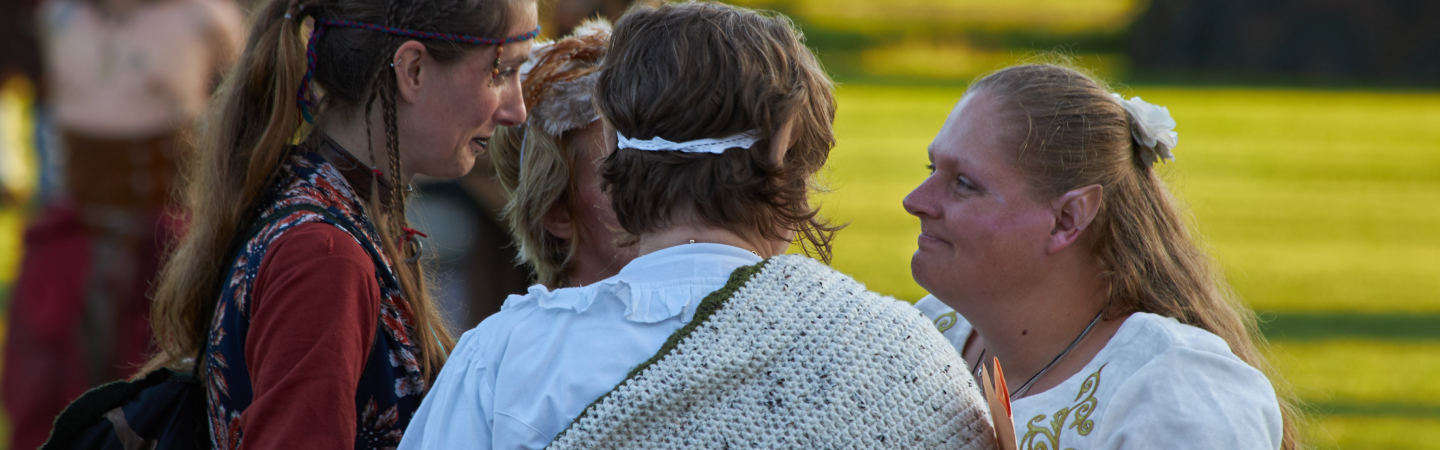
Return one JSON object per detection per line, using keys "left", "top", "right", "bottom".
{"left": 391, "top": 57, "right": 400, "bottom": 68}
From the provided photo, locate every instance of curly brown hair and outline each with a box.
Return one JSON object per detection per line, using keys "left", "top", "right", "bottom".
{"left": 594, "top": 1, "right": 840, "bottom": 260}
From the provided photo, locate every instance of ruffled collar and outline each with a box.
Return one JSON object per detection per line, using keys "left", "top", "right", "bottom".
{"left": 501, "top": 243, "right": 763, "bottom": 323}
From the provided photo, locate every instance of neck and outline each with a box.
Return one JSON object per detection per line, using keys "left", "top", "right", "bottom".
{"left": 635, "top": 224, "right": 783, "bottom": 258}
{"left": 564, "top": 254, "right": 624, "bottom": 287}
{"left": 959, "top": 263, "right": 1125, "bottom": 397}
{"left": 319, "top": 109, "right": 409, "bottom": 183}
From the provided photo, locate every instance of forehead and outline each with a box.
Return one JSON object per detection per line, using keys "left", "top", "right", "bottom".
{"left": 929, "top": 90, "right": 1019, "bottom": 168}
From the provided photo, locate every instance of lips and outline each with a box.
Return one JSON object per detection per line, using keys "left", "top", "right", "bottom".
{"left": 917, "top": 225, "right": 952, "bottom": 247}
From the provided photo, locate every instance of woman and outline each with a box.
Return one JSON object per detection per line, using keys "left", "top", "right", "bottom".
{"left": 488, "top": 19, "right": 636, "bottom": 288}
{"left": 138, "top": 0, "right": 539, "bottom": 446}
{"left": 400, "top": 3, "right": 995, "bottom": 449}
{"left": 905, "top": 63, "right": 1298, "bottom": 449}
{"left": 2, "top": 0, "right": 239, "bottom": 446}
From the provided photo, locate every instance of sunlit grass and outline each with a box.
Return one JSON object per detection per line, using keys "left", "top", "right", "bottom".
{"left": 1311, "top": 416, "right": 1440, "bottom": 450}
{"left": 817, "top": 85, "right": 1440, "bottom": 314}
{"left": 1271, "top": 340, "right": 1440, "bottom": 406}
{"left": 859, "top": 43, "right": 1128, "bottom": 81}
{"left": 730, "top": 0, "right": 1141, "bottom": 32}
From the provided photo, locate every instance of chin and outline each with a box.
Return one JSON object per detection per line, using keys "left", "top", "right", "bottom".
{"left": 910, "top": 250, "right": 943, "bottom": 293}
{"left": 427, "top": 155, "right": 477, "bottom": 179}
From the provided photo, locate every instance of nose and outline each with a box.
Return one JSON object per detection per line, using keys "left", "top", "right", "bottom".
{"left": 494, "top": 77, "right": 527, "bottom": 127}
{"left": 903, "top": 176, "right": 938, "bottom": 219}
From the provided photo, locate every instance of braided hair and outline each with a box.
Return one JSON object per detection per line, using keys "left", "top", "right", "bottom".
{"left": 144, "top": 0, "right": 533, "bottom": 383}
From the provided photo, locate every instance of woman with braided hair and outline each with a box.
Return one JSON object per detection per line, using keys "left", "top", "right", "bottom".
{"left": 137, "top": 0, "right": 539, "bottom": 445}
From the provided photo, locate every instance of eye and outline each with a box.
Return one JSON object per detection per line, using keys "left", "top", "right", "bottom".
{"left": 925, "top": 163, "right": 936, "bottom": 174}
{"left": 955, "top": 175, "right": 979, "bottom": 192}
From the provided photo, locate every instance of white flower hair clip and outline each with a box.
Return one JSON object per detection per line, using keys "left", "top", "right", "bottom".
{"left": 1111, "top": 93, "right": 1179, "bottom": 168}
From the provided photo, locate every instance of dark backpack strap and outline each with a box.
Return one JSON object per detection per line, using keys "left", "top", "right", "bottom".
{"left": 43, "top": 205, "right": 387, "bottom": 450}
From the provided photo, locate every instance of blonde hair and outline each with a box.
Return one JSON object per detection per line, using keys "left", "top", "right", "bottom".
{"left": 969, "top": 62, "right": 1304, "bottom": 450}
{"left": 491, "top": 125, "right": 578, "bottom": 287}
{"left": 489, "top": 23, "right": 608, "bottom": 287}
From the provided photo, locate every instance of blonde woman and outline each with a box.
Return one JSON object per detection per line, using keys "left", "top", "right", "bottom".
{"left": 906, "top": 63, "right": 1298, "bottom": 449}
{"left": 488, "top": 20, "right": 636, "bottom": 289}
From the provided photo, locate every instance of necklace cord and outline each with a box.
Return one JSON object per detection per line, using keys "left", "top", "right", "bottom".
{"left": 973, "top": 309, "right": 1107, "bottom": 398}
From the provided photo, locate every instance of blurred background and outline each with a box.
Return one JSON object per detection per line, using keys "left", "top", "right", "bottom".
{"left": 1, "top": 0, "right": 1437, "bottom": 448}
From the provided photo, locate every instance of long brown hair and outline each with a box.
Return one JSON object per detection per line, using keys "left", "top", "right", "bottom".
{"left": 594, "top": 2, "right": 840, "bottom": 260}
{"left": 143, "top": 0, "right": 525, "bottom": 382}
{"left": 969, "top": 62, "right": 1304, "bottom": 449}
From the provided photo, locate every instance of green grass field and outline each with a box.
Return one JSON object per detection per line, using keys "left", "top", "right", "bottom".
{"left": 818, "top": 84, "right": 1440, "bottom": 449}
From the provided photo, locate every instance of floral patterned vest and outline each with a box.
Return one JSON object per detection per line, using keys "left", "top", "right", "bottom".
{"left": 204, "top": 150, "right": 426, "bottom": 449}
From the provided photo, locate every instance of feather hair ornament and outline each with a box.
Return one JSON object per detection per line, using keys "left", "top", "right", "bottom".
{"left": 520, "top": 20, "right": 610, "bottom": 135}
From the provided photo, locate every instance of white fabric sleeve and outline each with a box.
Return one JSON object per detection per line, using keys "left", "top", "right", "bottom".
{"left": 493, "top": 412, "right": 554, "bottom": 450}
{"left": 397, "top": 329, "right": 498, "bottom": 449}
{"left": 1094, "top": 346, "right": 1284, "bottom": 450}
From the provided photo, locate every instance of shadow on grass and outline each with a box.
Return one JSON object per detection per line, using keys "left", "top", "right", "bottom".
{"left": 1258, "top": 312, "right": 1440, "bottom": 341}
{"left": 1306, "top": 401, "right": 1440, "bottom": 419}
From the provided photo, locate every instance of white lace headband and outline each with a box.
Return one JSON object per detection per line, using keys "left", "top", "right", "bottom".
{"left": 615, "top": 131, "right": 761, "bottom": 154}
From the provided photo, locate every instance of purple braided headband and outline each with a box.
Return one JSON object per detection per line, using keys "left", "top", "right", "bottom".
{"left": 298, "top": 19, "right": 543, "bottom": 123}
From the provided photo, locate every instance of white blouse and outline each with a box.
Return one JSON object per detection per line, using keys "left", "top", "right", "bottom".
{"left": 913, "top": 296, "right": 1284, "bottom": 450}
{"left": 399, "top": 244, "right": 763, "bottom": 450}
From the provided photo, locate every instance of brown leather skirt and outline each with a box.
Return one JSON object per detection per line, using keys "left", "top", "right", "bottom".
{"left": 63, "top": 129, "right": 188, "bottom": 214}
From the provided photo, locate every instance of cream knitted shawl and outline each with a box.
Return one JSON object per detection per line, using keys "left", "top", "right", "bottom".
{"left": 547, "top": 255, "right": 996, "bottom": 449}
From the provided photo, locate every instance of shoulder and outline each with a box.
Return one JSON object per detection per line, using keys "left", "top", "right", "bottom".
{"left": 1106, "top": 313, "right": 1276, "bottom": 395}
{"left": 253, "top": 221, "right": 379, "bottom": 309}
{"left": 263, "top": 222, "right": 374, "bottom": 271}
{"left": 1111, "top": 312, "right": 1254, "bottom": 366}
{"left": 750, "top": 256, "right": 954, "bottom": 351}
{"left": 1093, "top": 313, "right": 1284, "bottom": 449}
{"left": 912, "top": 295, "right": 972, "bottom": 352}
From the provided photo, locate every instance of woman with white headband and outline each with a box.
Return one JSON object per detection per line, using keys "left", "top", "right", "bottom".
{"left": 400, "top": 3, "right": 996, "bottom": 449}
{"left": 904, "top": 63, "right": 1299, "bottom": 449}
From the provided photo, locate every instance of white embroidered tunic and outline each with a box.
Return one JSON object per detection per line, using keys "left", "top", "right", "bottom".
{"left": 399, "top": 244, "right": 762, "bottom": 450}
{"left": 914, "top": 296, "right": 1284, "bottom": 450}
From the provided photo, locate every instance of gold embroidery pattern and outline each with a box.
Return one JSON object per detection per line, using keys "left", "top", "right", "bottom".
{"left": 934, "top": 311, "right": 958, "bottom": 333}
{"left": 1018, "top": 364, "right": 1106, "bottom": 450}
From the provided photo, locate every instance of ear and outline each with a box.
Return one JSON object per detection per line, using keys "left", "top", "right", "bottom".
{"left": 1047, "top": 184, "right": 1103, "bottom": 255}
{"left": 542, "top": 204, "right": 575, "bottom": 241}
{"left": 392, "top": 41, "right": 429, "bottom": 104}
{"left": 769, "top": 116, "right": 797, "bottom": 168}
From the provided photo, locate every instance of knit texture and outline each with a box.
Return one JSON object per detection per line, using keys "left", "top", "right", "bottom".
{"left": 547, "top": 255, "right": 996, "bottom": 449}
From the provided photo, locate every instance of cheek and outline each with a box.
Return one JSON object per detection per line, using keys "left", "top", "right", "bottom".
{"left": 917, "top": 201, "right": 1051, "bottom": 290}
{"left": 960, "top": 206, "right": 1049, "bottom": 258}
{"left": 575, "top": 169, "right": 617, "bottom": 228}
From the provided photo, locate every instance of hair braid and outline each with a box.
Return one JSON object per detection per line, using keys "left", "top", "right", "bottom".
{"left": 380, "top": 74, "right": 406, "bottom": 241}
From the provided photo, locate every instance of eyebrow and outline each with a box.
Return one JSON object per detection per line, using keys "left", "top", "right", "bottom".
{"left": 501, "top": 55, "right": 530, "bottom": 66}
